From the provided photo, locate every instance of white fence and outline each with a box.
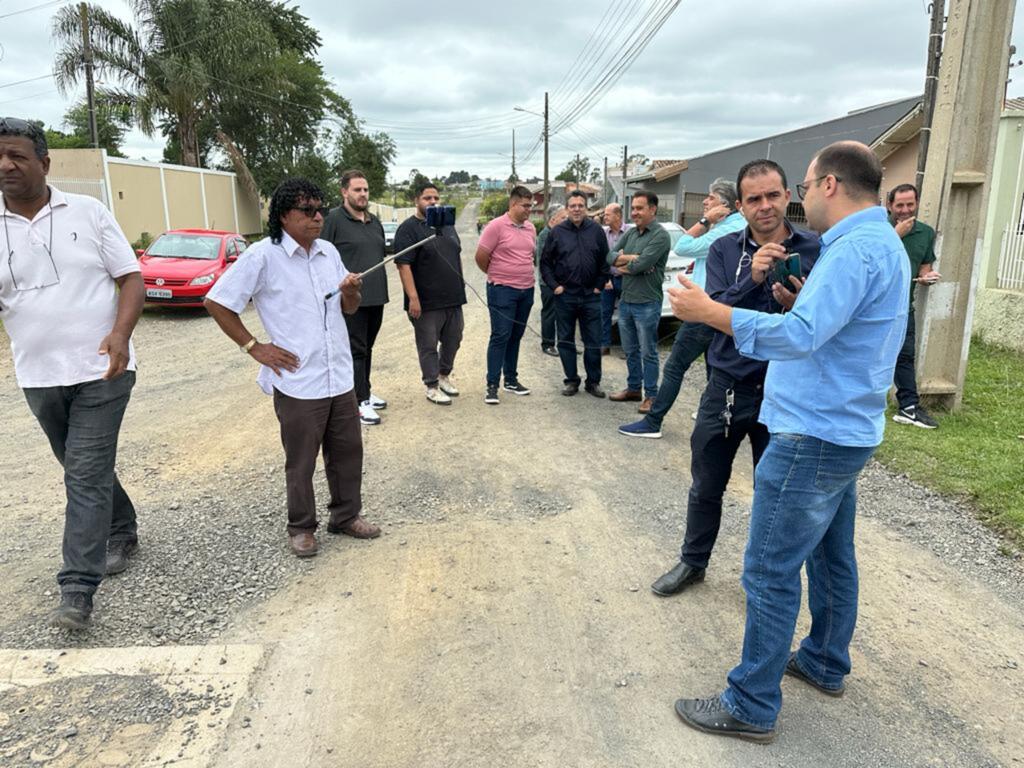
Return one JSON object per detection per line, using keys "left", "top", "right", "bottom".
{"left": 49, "top": 177, "right": 108, "bottom": 208}
{"left": 997, "top": 217, "right": 1024, "bottom": 291}
{"left": 369, "top": 202, "right": 416, "bottom": 222}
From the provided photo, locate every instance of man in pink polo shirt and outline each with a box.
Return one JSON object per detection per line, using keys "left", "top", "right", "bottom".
{"left": 475, "top": 185, "right": 537, "bottom": 405}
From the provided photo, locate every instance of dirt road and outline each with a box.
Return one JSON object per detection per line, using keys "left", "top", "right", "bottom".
{"left": 1, "top": 201, "right": 1022, "bottom": 767}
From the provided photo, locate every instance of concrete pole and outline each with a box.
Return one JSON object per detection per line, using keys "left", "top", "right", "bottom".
{"left": 916, "top": 0, "right": 1016, "bottom": 409}
{"left": 543, "top": 92, "right": 550, "bottom": 213}
{"left": 79, "top": 3, "right": 99, "bottom": 148}
{"left": 603, "top": 156, "right": 608, "bottom": 205}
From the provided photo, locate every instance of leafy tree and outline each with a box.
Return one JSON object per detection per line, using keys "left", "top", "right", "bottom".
{"left": 480, "top": 193, "right": 508, "bottom": 219}
{"left": 336, "top": 125, "right": 396, "bottom": 195}
{"left": 63, "top": 100, "right": 133, "bottom": 157}
{"left": 555, "top": 156, "right": 592, "bottom": 184}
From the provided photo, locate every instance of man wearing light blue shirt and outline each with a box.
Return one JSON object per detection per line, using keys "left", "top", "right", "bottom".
{"left": 619, "top": 178, "right": 745, "bottom": 437}
{"left": 667, "top": 142, "right": 909, "bottom": 742}
{"left": 205, "top": 178, "right": 382, "bottom": 559}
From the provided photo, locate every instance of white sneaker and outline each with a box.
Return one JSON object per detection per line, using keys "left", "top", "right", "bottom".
{"left": 438, "top": 375, "right": 460, "bottom": 396}
{"left": 368, "top": 393, "right": 387, "bottom": 410}
{"left": 359, "top": 401, "right": 381, "bottom": 425}
{"left": 426, "top": 387, "right": 452, "bottom": 405}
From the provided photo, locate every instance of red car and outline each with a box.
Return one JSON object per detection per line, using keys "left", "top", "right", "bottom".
{"left": 139, "top": 229, "right": 247, "bottom": 307}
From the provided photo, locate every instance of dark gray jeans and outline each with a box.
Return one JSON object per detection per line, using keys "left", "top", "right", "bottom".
{"left": 23, "top": 371, "right": 138, "bottom": 596}
{"left": 410, "top": 306, "right": 464, "bottom": 387}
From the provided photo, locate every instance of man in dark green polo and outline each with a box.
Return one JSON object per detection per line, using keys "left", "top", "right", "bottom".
{"left": 887, "top": 183, "right": 942, "bottom": 429}
{"left": 607, "top": 191, "right": 671, "bottom": 413}
{"left": 322, "top": 169, "right": 390, "bottom": 426}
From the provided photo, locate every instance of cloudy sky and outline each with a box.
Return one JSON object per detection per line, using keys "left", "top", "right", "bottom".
{"left": 3, "top": 0, "right": 1024, "bottom": 183}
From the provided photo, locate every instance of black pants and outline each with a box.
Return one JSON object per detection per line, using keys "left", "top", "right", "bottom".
{"left": 554, "top": 291, "right": 603, "bottom": 385}
{"left": 681, "top": 371, "right": 771, "bottom": 569}
{"left": 540, "top": 283, "right": 558, "bottom": 349}
{"left": 345, "top": 305, "right": 385, "bottom": 403}
{"left": 894, "top": 306, "right": 919, "bottom": 409}
{"left": 273, "top": 389, "right": 362, "bottom": 535}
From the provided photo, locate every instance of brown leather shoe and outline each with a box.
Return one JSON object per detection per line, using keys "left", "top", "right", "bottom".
{"left": 638, "top": 397, "right": 655, "bottom": 414}
{"left": 289, "top": 532, "right": 319, "bottom": 558}
{"left": 328, "top": 515, "right": 381, "bottom": 539}
{"left": 609, "top": 389, "right": 642, "bottom": 402}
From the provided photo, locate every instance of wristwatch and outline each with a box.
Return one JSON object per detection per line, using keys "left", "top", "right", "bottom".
{"left": 698, "top": 216, "right": 710, "bottom": 228}
{"left": 240, "top": 337, "right": 258, "bottom": 354}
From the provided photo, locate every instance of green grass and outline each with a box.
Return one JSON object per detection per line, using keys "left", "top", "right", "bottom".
{"left": 874, "top": 338, "right": 1024, "bottom": 543}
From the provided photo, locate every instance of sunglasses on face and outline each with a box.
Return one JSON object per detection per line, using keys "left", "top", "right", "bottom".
{"left": 293, "top": 204, "right": 329, "bottom": 219}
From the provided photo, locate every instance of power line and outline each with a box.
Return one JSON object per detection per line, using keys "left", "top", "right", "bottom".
{"left": 0, "top": 0, "right": 69, "bottom": 20}
{"left": 0, "top": 73, "right": 54, "bottom": 90}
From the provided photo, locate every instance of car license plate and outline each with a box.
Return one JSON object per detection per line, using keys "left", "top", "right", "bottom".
{"left": 146, "top": 288, "right": 172, "bottom": 299}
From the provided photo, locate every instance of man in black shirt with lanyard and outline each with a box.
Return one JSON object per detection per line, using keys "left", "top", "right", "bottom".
{"left": 393, "top": 182, "right": 467, "bottom": 405}
{"left": 652, "top": 159, "right": 821, "bottom": 596}
{"left": 322, "top": 169, "right": 389, "bottom": 426}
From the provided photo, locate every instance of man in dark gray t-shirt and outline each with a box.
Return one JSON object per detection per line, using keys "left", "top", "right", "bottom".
{"left": 321, "top": 169, "right": 389, "bottom": 426}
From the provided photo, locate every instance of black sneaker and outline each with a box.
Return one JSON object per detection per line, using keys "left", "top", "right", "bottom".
{"left": 893, "top": 404, "right": 938, "bottom": 429}
{"left": 484, "top": 384, "right": 500, "bottom": 405}
{"left": 53, "top": 592, "right": 93, "bottom": 631}
{"left": 503, "top": 380, "right": 531, "bottom": 396}
{"left": 674, "top": 696, "right": 774, "bottom": 743}
{"left": 105, "top": 537, "right": 138, "bottom": 575}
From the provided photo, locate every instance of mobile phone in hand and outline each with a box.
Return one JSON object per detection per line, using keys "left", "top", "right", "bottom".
{"left": 771, "top": 253, "right": 801, "bottom": 286}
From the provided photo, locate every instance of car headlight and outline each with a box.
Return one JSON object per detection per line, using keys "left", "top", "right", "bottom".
{"left": 190, "top": 274, "right": 216, "bottom": 286}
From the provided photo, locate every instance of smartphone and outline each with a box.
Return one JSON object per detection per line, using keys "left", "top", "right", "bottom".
{"left": 771, "top": 253, "right": 802, "bottom": 287}
{"left": 426, "top": 205, "right": 456, "bottom": 228}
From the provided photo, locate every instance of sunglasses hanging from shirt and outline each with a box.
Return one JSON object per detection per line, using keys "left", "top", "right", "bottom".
{"left": 3, "top": 205, "right": 59, "bottom": 291}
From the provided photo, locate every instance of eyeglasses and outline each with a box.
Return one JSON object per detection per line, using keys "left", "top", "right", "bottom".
{"left": 293, "top": 204, "right": 329, "bottom": 219}
{"left": 796, "top": 175, "right": 841, "bottom": 200}
{"left": 3, "top": 204, "right": 60, "bottom": 291}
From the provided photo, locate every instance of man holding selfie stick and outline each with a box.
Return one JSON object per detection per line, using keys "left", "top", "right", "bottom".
{"left": 651, "top": 160, "right": 819, "bottom": 597}
{"left": 1, "top": 118, "right": 144, "bottom": 630}
{"left": 886, "top": 183, "right": 941, "bottom": 430}
{"left": 206, "top": 178, "right": 380, "bottom": 560}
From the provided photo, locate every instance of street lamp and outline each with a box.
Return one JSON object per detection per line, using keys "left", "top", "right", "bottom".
{"left": 513, "top": 92, "right": 549, "bottom": 211}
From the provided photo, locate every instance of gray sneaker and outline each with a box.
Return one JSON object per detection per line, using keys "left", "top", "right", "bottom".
{"left": 105, "top": 538, "right": 138, "bottom": 575}
{"left": 53, "top": 592, "right": 93, "bottom": 631}
{"left": 893, "top": 405, "right": 938, "bottom": 429}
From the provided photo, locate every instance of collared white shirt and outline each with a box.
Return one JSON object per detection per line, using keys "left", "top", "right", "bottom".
{"left": 206, "top": 231, "right": 354, "bottom": 399}
{"left": 0, "top": 186, "right": 140, "bottom": 388}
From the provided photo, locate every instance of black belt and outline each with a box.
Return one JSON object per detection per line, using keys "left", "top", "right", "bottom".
{"left": 709, "top": 369, "right": 765, "bottom": 394}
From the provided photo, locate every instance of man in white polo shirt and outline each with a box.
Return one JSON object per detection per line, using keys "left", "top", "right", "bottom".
{"left": 0, "top": 118, "right": 145, "bottom": 630}
{"left": 205, "top": 177, "right": 381, "bottom": 559}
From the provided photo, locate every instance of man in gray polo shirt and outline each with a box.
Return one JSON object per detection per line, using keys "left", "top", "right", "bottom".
{"left": 322, "top": 169, "right": 389, "bottom": 426}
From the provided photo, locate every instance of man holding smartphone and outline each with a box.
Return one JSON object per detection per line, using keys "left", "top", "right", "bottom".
{"left": 650, "top": 159, "right": 820, "bottom": 597}
{"left": 887, "top": 183, "right": 940, "bottom": 429}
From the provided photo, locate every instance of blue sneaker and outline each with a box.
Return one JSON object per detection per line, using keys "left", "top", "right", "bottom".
{"left": 618, "top": 419, "right": 662, "bottom": 439}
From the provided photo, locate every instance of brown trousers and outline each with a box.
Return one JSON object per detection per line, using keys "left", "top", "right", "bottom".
{"left": 272, "top": 388, "right": 363, "bottom": 535}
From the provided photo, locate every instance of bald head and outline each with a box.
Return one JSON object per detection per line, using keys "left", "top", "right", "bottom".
{"left": 811, "top": 141, "right": 882, "bottom": 202}
{"left": 604, "top": 202, "right": 623, "bottom": 230}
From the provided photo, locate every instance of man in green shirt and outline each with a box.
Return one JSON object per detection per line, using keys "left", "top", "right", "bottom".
{"left": 887, "top": 183, "right": 942, "bottom": 429}
{"left": 607, "top": 191, "right": 670, "bottom": 412}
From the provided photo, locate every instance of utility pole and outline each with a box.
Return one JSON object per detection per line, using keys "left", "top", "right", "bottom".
{"left": 915, "top": 0, "right": 1016, "bottom": 409}
{"left": 917, "top": 0, "right": 946, "bottom": 188}
{"left": 79, "top": 2, "right": 99, "bottom": 148}
{"left": 543, "top": 91, "right": 550, "bottom": 213}
{"left": 622, "top": 145, "right": 628, "bottom": 206}
{"left": 511, "top": 128, "right": 516, "bottom": 181}
{"left": 575, "top": 153, "right": 580, "bottom": 187}
{"left": 603, "top": 156, "right": 608, "bottom": 206}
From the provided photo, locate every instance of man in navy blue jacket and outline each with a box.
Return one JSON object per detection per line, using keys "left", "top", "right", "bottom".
{"left": 651, "top": 159, "right": 820, "bottom": 596}
{"left": 540, "top": 191, "right": 610, "bottom": 396}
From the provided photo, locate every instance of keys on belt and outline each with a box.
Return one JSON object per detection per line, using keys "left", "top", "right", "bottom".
{"left": 720, "top": 388, "right": 735, "bottom": 438}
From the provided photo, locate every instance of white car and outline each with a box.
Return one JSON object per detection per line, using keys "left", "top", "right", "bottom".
{"left": 660, "top": 222, "right": 695, "bottom": 318}
{"left": 382, "top": 221, "right": 399, "bottom": 254}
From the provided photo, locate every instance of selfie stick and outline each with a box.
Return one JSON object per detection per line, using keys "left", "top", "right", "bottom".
{"left": 323, "top": 205, "right": 455, "bottom": 302}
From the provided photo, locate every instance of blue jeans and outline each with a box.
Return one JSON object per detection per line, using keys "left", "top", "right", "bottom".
{"left": 486, "top": 283, "right": 535, "bottom": 386}
{"left": 600, "top": 275, "right": 622, "bottom": 347}
{"left": 554, "top": 291, "right": 602, "bottom": 386}
{"left": 644, "top": 321, "right": 714, "bottom": 429}
{"left": 617, "top": 300, "right": 661, "bottom": 397}
{"left": 23, "top": 372, "right": 138, "bottom": 595}
{"left": 720, "top": 434, "right": 875, "bottom": 729}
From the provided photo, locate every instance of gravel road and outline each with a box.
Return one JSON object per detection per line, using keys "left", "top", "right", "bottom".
{"left": 1, "top": 200, "right": 1022, "bottom": 767}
